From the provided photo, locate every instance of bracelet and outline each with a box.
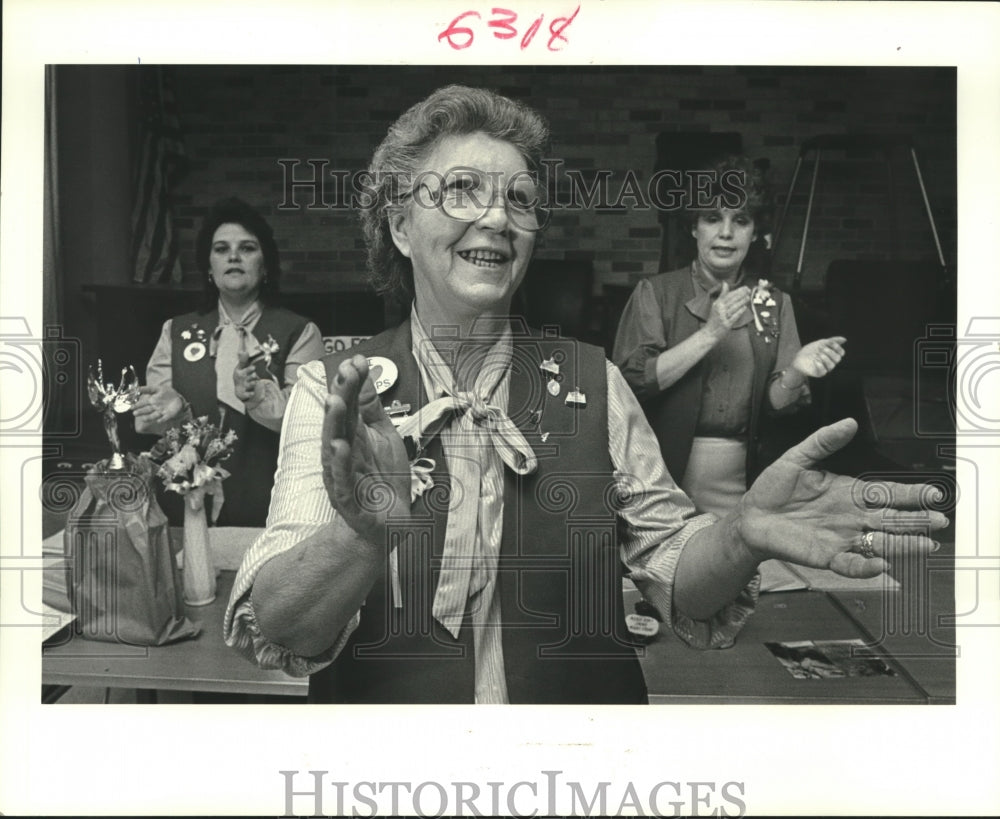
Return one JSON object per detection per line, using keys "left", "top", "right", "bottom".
{"left": 776, "top": 370, "right": 803, "bottom": 391}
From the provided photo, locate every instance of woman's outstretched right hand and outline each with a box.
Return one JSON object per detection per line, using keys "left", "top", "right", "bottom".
{"left": 321, "top": 354, "right": 411, "bottom": 545}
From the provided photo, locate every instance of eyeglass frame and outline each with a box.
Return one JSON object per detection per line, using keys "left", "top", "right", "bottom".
{"left": 396, "top": 166, "right": 551, "bottom": 233}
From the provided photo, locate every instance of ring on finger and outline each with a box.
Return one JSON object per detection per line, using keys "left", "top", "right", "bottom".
{"left": 858, "top": 530, "right": 877, "bottom": 559}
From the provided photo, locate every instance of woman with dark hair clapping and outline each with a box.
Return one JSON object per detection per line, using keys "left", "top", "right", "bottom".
{"left": 133, "top": 197, "right": 325, "bottom": 525}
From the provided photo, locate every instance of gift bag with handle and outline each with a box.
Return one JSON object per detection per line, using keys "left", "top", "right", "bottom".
{"left": 63, "top": 455, "right": 200, "bottom": 645}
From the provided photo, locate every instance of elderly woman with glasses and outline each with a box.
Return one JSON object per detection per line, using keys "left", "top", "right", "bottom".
{"left": 224, "top": 85, "right": 945, "bottom": 704}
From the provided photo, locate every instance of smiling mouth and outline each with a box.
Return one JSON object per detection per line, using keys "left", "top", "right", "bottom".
{"left": 458, "top": 249, "right": 510, "bottom": 268}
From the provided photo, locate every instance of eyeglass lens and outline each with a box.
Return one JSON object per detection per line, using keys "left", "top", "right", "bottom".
{"left": 430, "top": 167, "right": 550, "bottom": 231}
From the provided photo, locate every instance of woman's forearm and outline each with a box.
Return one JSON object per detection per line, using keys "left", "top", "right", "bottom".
{"left": 246, "top": 380, "right": 288, "bottom": 432}
{"left": 767, "top": 367, "right": 808, "bottom": 410}
{"left": 672, "top": 509, "right": 760, "bottom": 620}
{"left": 654, "top": 327, "right": 723, "bottom": 390}
{"left": 249, "top": 517, "right": 386, "bottom": 657}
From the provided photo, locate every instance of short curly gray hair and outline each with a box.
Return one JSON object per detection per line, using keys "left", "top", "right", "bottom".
{"left": 359, "top": 85, "right": 550, "bottom": 302}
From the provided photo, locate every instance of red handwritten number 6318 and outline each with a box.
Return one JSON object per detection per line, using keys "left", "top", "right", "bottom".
{"left": 438, "top": 6, "right": 580, "bottom": 51}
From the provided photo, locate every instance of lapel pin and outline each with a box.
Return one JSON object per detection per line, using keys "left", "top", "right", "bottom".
{"left": 367, "top": 356, "right": 399, "bottom": 394}
{"left": 547, "top": 379, "right": 561, "bottom": 397}
{"left": 565, "top": 387, "right": 587, "bottom": 407}
{"left": 384, "top": 399, "right": 411, "bottom": 426}
{"left": 539, "top": 358, "right": 560, "bottom": 376}
{"left": 183, "top": 342, "right": 207, "bottom": 362}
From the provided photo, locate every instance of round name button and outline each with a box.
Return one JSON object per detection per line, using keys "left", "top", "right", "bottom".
{"left": 367, "top": 356, "right": 398, "bottom": 394}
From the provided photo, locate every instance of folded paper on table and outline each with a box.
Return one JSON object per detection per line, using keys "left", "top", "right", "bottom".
{"left": 759, "top": 558, "right": 901, "bottom": 593}
{"left": 41, "top": 603, "right": 77, "bottom": 643}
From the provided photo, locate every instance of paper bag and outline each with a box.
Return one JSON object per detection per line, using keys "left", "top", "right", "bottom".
{"left": 63, "top": 455, "right": 200, "bottom": 645}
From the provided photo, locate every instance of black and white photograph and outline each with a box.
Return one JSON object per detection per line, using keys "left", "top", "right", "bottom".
{"left": 2, "top": 2, "right": 998, "bottom": 816}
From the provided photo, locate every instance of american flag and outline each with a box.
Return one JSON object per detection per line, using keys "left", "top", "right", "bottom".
{"left": 130, "top": 67, "right": 186, "bottom": 283}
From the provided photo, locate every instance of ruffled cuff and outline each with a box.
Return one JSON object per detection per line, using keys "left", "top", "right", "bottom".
{"left": 668, "top": 572, "right": 760, "bottom": 650}
{"left": 631, "top": 514, "right": 760, "bottom": 650}
{"left": 225, "top": 593, "right": 359, "bottom": 677}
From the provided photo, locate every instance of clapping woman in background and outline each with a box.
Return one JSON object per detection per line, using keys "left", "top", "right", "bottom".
{"left": 613, "top": 157, "right": 847, "bottom": 517}
{"left": 133, "top": 197, "right": 325, "bottom": 525}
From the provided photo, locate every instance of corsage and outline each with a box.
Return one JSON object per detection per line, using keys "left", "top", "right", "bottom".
{"left": 750, "top": 279, "right": 780, "bottom": 343}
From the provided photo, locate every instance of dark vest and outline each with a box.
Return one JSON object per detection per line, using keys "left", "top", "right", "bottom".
{"left": 641, "top": 268, "right": 782, "bottom": 486}
{"left": 310, "top": 320, "right": 647, "bottom": 704}
{"left": 168, "top": 306, "right": 308, "bottom": 526}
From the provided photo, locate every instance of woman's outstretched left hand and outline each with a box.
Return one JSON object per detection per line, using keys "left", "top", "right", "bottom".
{"left": 320, "top": 354, "right": 411, "bottom": 547}
{"left": 736, "top": 417, "right": 948, "bottom": 577}
{"left": 791, "top": 335, "right": 847, "bottom": 379}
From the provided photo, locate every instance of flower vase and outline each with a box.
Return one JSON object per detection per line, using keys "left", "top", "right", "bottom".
{"left": 182, "top": 491, "right": 216, "bottom": 606}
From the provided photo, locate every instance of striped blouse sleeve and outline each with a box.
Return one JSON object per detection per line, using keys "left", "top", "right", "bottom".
{"left": 606, "top": 360, "right": 760, "bottom": 649}
{"left": 223, "top": 359, "right": 359, "bottom": 676}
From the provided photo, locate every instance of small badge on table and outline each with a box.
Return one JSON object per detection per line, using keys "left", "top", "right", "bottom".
{"left": 625, "top": 613, "right": 660, "bottom": 643}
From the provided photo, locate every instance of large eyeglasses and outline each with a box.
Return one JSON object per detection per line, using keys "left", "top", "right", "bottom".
{"left": 406, "top": 166, "right": 551, "bottom": 232}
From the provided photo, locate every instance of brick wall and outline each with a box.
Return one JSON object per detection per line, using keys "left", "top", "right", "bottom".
{"left": 171, "top": 65, "right": 955, "bottom": 293}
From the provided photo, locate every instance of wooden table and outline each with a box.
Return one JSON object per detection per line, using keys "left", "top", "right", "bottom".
{"left": 827, "top": 550, "right": 956, "bottom": 704}
{"left": 629, "top": 588, "right": 931, "bottom": 704}
{"left": 42, "top": 526, "right": 953, "bottom": 704}
{"left": 45, "top": 585, "right": 942, "bottom": 704}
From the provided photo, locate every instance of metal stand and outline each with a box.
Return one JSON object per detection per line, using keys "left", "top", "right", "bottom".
{"left": 772, "top": 134, "right": 948, "bottom": 292}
